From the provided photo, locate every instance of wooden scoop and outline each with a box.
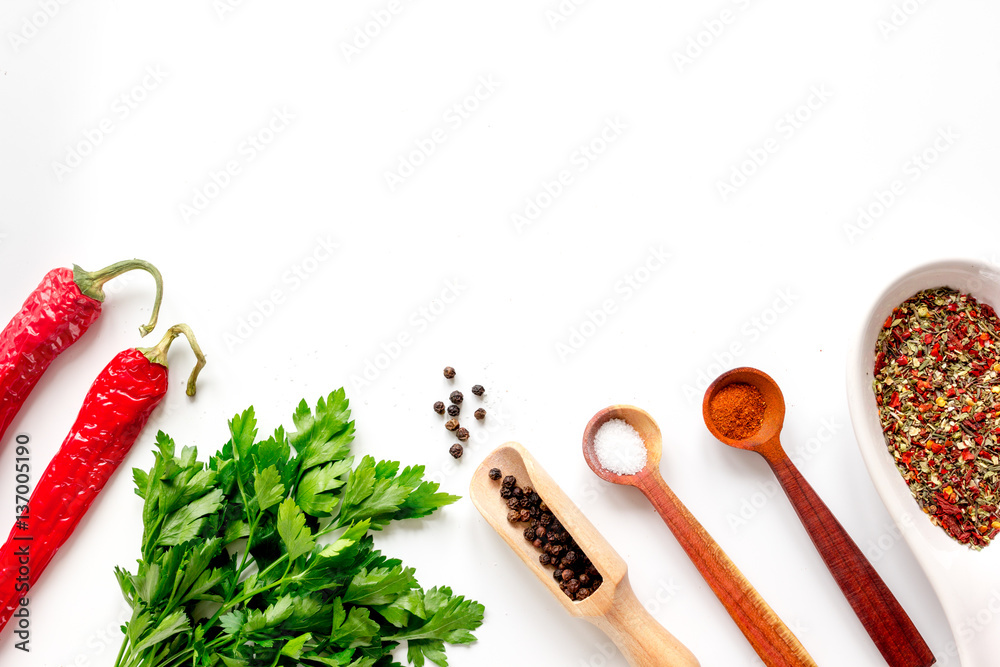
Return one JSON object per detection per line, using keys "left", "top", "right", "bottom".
{"left": 582, "top": 405, "right": 817, "bottom": 667}
{"left": 703, "top": 367, "right": 934, "bottom": 667}
{"left": 470, "top": 442, "right": 700, "bottom": 667}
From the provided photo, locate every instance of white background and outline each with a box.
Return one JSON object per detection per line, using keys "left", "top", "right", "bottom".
{"left": 2, "top": 0, "right": 1000, "bottom": 665}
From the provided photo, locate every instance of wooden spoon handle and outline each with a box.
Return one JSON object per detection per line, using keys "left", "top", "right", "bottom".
{"left": 638, "top": 471, "right": 817, "bottom": 667}
{"left": 589, "top": 575, "right": 700, "bottom": 667}
{"left": 763, "top": 449, "right": 934, "bottom": 667}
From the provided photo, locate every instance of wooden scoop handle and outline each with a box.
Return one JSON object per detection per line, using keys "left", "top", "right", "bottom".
{"left": 588, "top": 574, "right": 700, "bottom": 667}
{"left": 761, "top": 443, "right": 935, "bottom": 667}
{"left": 637, "top": 469, "right": 817, "bottom": 667}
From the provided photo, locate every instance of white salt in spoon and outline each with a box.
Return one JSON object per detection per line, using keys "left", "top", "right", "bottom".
{"left": 582, "top": 405, "right": 816, "bottom": 667}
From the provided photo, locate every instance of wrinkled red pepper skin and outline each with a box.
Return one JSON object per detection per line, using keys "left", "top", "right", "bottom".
{"left": 0, "top": 348, "right": 167, "bottom": 631}
{"left": 0, "top": 268, "right": 103, "bottom": 442}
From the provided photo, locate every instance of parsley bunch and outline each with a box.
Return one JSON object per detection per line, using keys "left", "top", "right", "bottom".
{"left": 114, "top": 389, "right": 483, "bottom": 667}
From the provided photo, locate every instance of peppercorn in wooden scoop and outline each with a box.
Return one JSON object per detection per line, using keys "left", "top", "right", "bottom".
{"left": 582, "top": 405, "right": 817, "bottom": 667}
{"left": 470, "top": 442, "right": 700, "bottom": 667}
{"left": 703, "top": 367, "right": 934, "bottom": 667}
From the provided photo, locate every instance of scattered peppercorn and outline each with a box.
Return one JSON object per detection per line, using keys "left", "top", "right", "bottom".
{"left": 445, "top": 419, "right": 459, "bottom": 431}
{"left": 433, "top": 401, "right": 445, "bottom": 415}
{"left": 450, "top": 390, "right": 464, "bottom": 404}
{"left": 474, "top": 408, "right": 486, "bottom": 420}
{"left": 447, "top": 404, "right": 460, "bottom": 417}
{"left": 449, "top": 443, "right": 463, "bottom": 459}
{"left": 443, "top": 366, "right": 456, "bottom": 379}
{"left": 490, "top": 470, "right": 603, "bottom": 601}
{"left": 472, "top": 384, "right": 485, "bottom": 396}
{"left": 456, "top": 427, "right": 469, "bottom": 441}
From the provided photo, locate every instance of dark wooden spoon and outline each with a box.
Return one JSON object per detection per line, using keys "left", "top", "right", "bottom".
{"left": 703, "top": 367, "right": 934, "bottom": 667}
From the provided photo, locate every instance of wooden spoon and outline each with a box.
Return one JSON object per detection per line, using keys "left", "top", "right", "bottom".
{"left": 703, "top": 367, "right": 934, "bottom": 667}
{"left": 470, "top": 441, "right": 700, "bottom": 667}
{"left": 582, "top": 405, "right": 816, "bottom": 667}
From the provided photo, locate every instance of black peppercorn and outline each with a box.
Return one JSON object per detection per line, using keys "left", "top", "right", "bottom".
{"left": 500, "top": 486, "right": 513, "bottom": 499}
{"left": 507, "top": 510, "right": 519, "bottom": 523}
{"left": 553, "top": 569, "right": 563, "bottom": 581}
{"left": 445, "top": 419, "right": 459, "bottom": 431}
{"left": 567, "top": 579, "right": 580, "bottom": 594}
{"left": 447, "top": 404, "right": 460, "bottom": 417}
{"left": 539, "top": 553, "right": 551, "bottom": 565}
{"left": 471, "top": 384, "right": 484, "bottom": 396}
{"left": 443, "top": 366, "right": 456, "bottom": 379}
{"left": 510, "top": 498, "right": 522, "bottom": 511}
{"left": 449, "top": 443, "right": 463, "bottom": 459}
{"left": 456, "top": 427, "right": 469, "bottom": 441}
{"left": 532, "top": 539, "right": 542, "bottom": 548}
{"left": 502, "top": 475, "right": 516, "bottom": 488}
{"left": 433, "top": 401, "right": 445, "bottom": 414}
{"left": 511, "top": 486, "right": 523, "bottom": 498}
{"left": 449, "top": 390, "right": 463, "bottom": 404}
{"left": 488, "top": 468, "right": 502, "bottom": 481}
{"left": 561, "top": 569, "right": 573, "bottom": 582}
{"left": 578, "top": 573, "right": 590, "bottom": 586}
{"left": 474, "top": 408, "right": 486, "bottom": 420}
{"left": 576, "top": 588, "right": 591, "bottom": 601}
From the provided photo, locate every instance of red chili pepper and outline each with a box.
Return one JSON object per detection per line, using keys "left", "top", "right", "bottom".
{"left": 0, "top": 260, "right": 163, "bottom": 446}
{"left": 0, "top": 324, "right": 204, "bottom": 633}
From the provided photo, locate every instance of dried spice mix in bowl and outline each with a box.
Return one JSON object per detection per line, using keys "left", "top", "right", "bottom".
{"left": 873, "top": 287, "right": 1000, "bottom": 549}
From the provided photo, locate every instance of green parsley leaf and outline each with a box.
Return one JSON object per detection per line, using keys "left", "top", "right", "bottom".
{"left": 277, "top": 497, "right": 315, "bottom": 561}
{"left": 115, "top": 389, "right": 481, "bottom": 667}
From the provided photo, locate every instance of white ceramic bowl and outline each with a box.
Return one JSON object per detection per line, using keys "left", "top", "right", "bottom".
{"left": 847, "top": 259, "right": 1000, "bottom": 667}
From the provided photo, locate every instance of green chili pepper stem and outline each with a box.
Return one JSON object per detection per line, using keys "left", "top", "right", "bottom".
{"left": 138, "top": 323, "right": 207, "bottom": 397}
{"left": 73, "top": 259, "right": 164, "bottom": 336}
